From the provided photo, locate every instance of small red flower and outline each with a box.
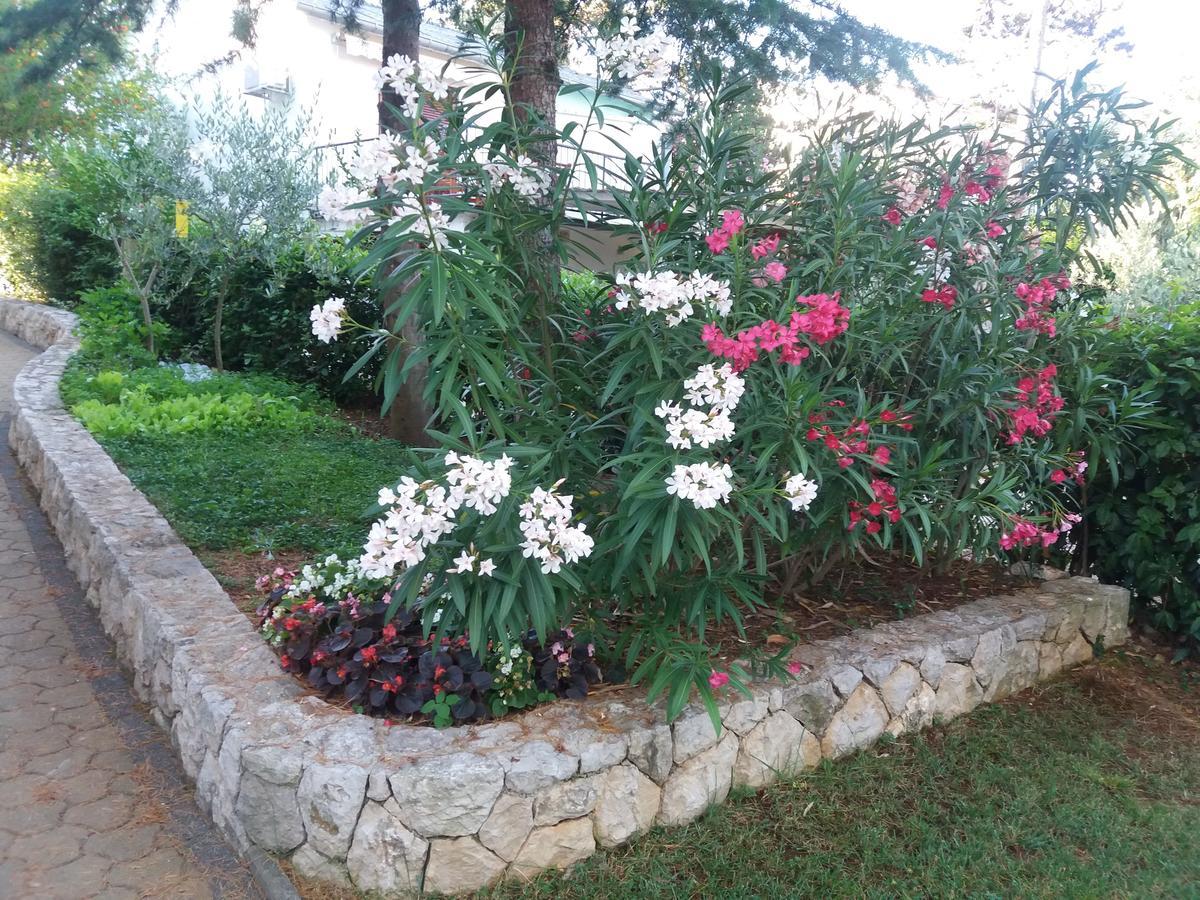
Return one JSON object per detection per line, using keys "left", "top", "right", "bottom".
{"left": 708, "top": 670, "right": 730, "bottom": 689}
{"left": 882, "top": 207, "right": 902, "bottom": 226}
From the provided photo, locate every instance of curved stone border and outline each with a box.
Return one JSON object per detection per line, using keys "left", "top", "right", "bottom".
{"left": 3, "top": 296, "right": 1131, "bottom": 896}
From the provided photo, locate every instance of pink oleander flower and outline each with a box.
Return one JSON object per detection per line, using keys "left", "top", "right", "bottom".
{"left": 882, "top": 207, "right": 902, "bottom": 226}
{"left": 763, "top": 261, "right": 787, "bottom": 283}
{"left": 1050, "top": 469, "right": 1067, "bottom": 484}
{"left": 787, "top": 661, "right": 804, "bottom": 676}
{"left": 751, "top": 232, "right": 781, "bottom": 260}
{"left": 964, "top": 180, "right": 991, "bottom": 203}
{"left": 936, "top": 180, "right": 954, "bottom": 210}
{"left": 721, "top": 209, "right": 745, "bottom": 235}
{"left": 921, "top": 284, "right": 957, "bottom": 310}
{"left": 705, "top": 229, "right": 731, "bottom": 254}
{"left": 985, "top": 220, "right": 1004, "bottom": 239}
{"left": 708, "top": 670, "right": 730, "bottom": 689}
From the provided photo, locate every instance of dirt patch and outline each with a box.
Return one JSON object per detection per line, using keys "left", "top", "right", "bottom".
{"left": 201, "top": 548, "right": 310, "bottom": 617}
{"left": 710, "top": 555, "right": 1037, "bottom": 667}
{"left": 1065, "top": 638, "right": 1200, "bottom": 738}
{"left": 333, "top": 406, "right": 391, "bottom": 440}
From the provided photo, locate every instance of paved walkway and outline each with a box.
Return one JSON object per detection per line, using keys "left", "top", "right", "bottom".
{"left": 0, "top": 330, "right": 265, "bottom": 899}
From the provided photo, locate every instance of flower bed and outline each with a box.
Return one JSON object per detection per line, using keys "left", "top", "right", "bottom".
{"left": 5, "top": 296, "right": 1131, "bottom": 897}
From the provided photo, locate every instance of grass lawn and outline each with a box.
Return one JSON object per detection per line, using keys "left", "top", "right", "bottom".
{"left": 103, "top": 430, "right": 406, "bottom": 554}
{"left": 474, "top": 650, "right": 1200, "bottom": 900}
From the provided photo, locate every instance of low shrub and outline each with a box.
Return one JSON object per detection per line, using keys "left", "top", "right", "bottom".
{"left": 1086, "top": 304, "right": 1200, "bottom": 655}
{"left": 154, "top": 238, "right": 381, "bottom": 405}
{"left": 256, "top": 557, "right": 603, "bottom": 725}
{"left": 69, "top": 284, "right": 171, "bottom": 368}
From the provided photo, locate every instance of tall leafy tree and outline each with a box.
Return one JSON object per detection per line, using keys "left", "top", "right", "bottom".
{"left": 327, "top": 0, "right": 433, "bottom": 444}
{"left": 0, "top": 0, "right": 162, "bottom": 83}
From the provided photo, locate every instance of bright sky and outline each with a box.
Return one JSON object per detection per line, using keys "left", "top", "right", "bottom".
{"left": 846, "top": 0, "right": 1200, "bottom": 113}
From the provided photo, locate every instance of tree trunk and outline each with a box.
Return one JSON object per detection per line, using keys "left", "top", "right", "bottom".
{"left": 504, "top": 0, "right": 561, "bottom": 378}
{"left": 213, "top": 268, "right": 228, "bottom": 372}
{"left": 379, "top": 0, "right": 433, "bottom": 445}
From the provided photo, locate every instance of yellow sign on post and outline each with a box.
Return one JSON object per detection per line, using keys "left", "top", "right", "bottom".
{"left": 175, "top": 200, "right": 190, "bottom": 238}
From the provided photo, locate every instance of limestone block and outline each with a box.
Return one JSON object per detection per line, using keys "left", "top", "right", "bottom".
{"left": 388, "top": 752, "right": 505, "bottom": 837}
{"left": 658, "top": 732, "right": 739, "bottom": 826}
{"left": 733, "top": 712, "right": 820, "bottom": 789}
{"left": 879, "top": 662, "right": 922, "bottom": 717}
{"left": 345, "top": 798, "right": 429, "bottom": 895}
{"left": 627, "top": 723, "right": 674, "bottom": 784}
{"left": 820, "top": 684, "right": 888, "bottom": 759}
{"left": 477, "top": 794, "right": 533, "bottom": 862}
{"left": 593, "top": 764, "right": 661, "bottom": 848}
{"left": 509, "top": 817, "right": 596, "bottom": 881}
{"left": 933, "top": 663, "right": 983, "bottom": 720}
{"left": 424, "top": 836, "right": 507, "bottom": 895}
{"left": 781, "top": 678, "right": 840, "bottom": 734}
{"left": 533, "top": 775, "right": 599, "bottom": 826}
{"left": 297, "top": 762, "right": 369, "bottom": 860}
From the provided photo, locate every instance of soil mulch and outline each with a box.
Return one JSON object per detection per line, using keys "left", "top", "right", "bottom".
{"left": 207, "top": 546, "right": 1037, "bottom": 675}
{"left": 333, "top": 406, "right": 391, "bottom": 439}
{"left": 708, "top": 556, "right": 1038, "bottom": 667}
{"left": 201, "top": 548, "right": 311, "bottom": 617}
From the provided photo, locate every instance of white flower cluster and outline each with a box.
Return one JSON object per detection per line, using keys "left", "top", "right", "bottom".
{"left": 683, "top": 363, "right": 745, "bottom": 411}
{"left": 285, "top": 554, "right": 348, "bottom": 599}
{"left": 346, "top": 134, "right": 403, "bottom": 187}
{"left": 442, "top": 451, "right": 514, "bottom": 515}
{"left": 594, "top": 9, "right": 670, "bottom": 82}
{"left": 377, "top": 54, "right": 449, "bottom": 119}
{"left": 665, "top": 462, "right": 734, "bottom": 510}
{"left": 390, "top": 195, "right": 451, "bottom": 249}
{"left": 361, "top": 453, "right": 515, "bottom": 577}
{"left": 482, "top": 154, "right": 553, "bottom": 200}
{"left": 497, "top": 643, "right": 525, "bottom": 676}
{"left": 918, "top": 245, "right": 953, "bottom": 287}
{"left": 782, "top": 472, "right": 819, "bottom": 512}
{"left": 518, "top": 486, "right": 595, "bottom": 574}
{"left": 448, "top": 549, "right": 497, "bottom": 577}
{"left": 654, "top": 364, "right": 744, "bottom": 450}
{"left": 310, "top": 297, "right": 346, "bottom": 343}
{"left": 613, "top": 270, "right": 732, "bottom": 326}
{"left": 1121, "top": 144, "right": 1151, "bottom": 167}
{"left": 317, "top": 183, "right": 371, "bottom": 227}
{"left": 655, "top": 403, "right": 735, "bottom": 449}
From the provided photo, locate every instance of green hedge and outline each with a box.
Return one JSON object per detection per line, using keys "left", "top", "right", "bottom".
{"left": 1086, "top": 304, "right": 1200, "bottom": 654}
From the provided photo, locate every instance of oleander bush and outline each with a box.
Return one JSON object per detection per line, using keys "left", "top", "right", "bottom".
{"left": 287, "top": 27, "right": 1181, "bottom": 724}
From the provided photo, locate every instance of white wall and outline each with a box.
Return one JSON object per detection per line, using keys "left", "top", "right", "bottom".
{"left": 139, "top": 1, "right": 659, "bottom": 164}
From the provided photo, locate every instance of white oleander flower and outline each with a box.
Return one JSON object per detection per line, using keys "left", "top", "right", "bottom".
{"left": 518, "top": 486, "right": 594, "bottom": 574}
{"left": 310, "top": 297, "right": 346, "bottom": 343}
{"left": 683, "top": 363, "right": 744, "bottom": 411}
{"left": 782, "top": 472, "right": 819, "bottom": 512}
{"left": 665, "top": 462, "right": 734, "bottom": 509}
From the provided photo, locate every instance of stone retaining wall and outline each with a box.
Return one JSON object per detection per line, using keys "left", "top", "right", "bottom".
{"left": 2, "top": 297, "right": 1131, "bottom": 896}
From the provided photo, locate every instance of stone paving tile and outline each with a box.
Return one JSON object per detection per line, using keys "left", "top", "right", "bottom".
{"left": 0, "top": 330, "right": 266, "bottom": 900}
